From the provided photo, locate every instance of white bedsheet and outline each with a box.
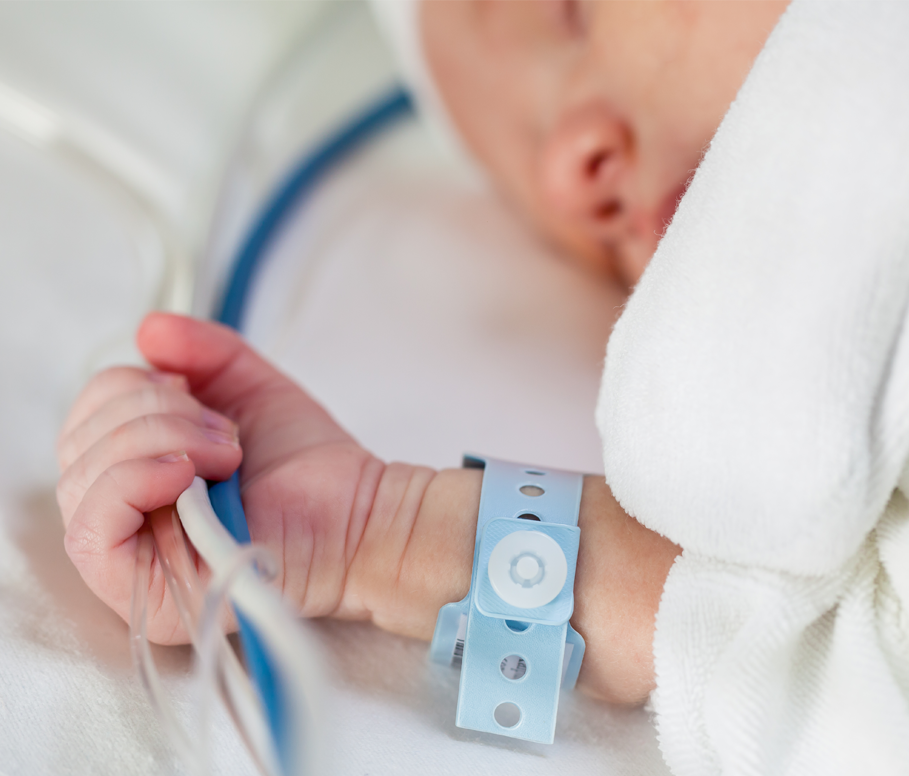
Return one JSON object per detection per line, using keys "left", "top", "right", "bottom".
{"left": 0, "top": 3, "right": 667, "bottom": 774}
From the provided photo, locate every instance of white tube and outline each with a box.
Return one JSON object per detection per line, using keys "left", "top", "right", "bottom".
{"left": 148, "top": 506, "right": 280, "bottom": 776}
{"left": 176, "top": 477, "right": 328, "bottom": 776}
{"left": 195, "top": 543, "right": 277, "bottom": 776}
{"left": 130, "top": 526, "right": 205, "bottom": 775}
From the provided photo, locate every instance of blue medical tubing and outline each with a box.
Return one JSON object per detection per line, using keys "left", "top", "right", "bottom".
{"left": 207, "top": 472, "right": 285, "bottom": 766}
{"left": 207, "top": 86, "right": 414, "bottom": 774}
{"left": 217, "top": 87, "right": 415, "bottom": 331}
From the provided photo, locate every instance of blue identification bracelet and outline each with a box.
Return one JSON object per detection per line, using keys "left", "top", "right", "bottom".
{"left": 430, "top": 455, "right": 585, "bottom": 744}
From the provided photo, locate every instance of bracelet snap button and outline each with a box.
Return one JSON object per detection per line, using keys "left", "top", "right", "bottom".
{"left": 487, "top": 530, "right": 567, "bottom": 609}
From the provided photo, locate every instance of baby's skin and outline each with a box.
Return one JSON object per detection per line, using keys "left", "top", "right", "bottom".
{"left": 421, "top": 0, "right": 789, "bottom": 288}
{"left": 57, "top": 312, "right": 679, "bottom": 705}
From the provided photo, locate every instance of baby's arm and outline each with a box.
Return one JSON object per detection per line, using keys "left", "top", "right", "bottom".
{"left": 57, "top": 313, "right": 679, "bottom": 705}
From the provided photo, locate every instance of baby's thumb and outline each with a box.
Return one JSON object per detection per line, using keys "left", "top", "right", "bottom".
{"left": 137, "top": 313, "right": 352, "bottom": 478}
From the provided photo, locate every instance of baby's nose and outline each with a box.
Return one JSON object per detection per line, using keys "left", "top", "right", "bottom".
{"left": 539, "top": 104, "right": 632, "bottom": 229}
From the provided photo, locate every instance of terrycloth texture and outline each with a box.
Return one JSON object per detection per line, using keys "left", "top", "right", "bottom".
{"left": 597, "top": 2, "right": 909, "bottom": 774}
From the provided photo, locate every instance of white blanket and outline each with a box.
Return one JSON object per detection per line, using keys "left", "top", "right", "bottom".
{"left": 598, "top": 2, "right": 909, "bottom": 773}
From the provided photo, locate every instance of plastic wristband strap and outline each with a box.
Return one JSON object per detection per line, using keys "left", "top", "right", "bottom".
{"left": 430, "top": 455, "right": 585, "bottom": 744}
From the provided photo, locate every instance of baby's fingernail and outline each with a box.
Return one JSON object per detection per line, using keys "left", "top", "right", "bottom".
{"left": 201, "top": 407, "right": 237, "bottom": 434}
{"left": 202, "top": 427, "right": 240, "bottom": 448}
{"left": 157, "top": 451, "right": 190, "bottom": 464}
{"left": 149, "top": 371, "right": 188, "bottom": 390}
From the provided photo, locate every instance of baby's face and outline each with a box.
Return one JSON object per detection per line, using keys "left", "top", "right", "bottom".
{"left": 421, "top": 0, "right": 787, "bottom": 287}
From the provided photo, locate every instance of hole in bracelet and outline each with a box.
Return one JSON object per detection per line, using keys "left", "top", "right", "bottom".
{"left": 517, "top": 513, "right": 541, "bottom": 521}
{"left": 505, "top": 620, "right": 531, "bottom": 633}
{"left": 519, "top": 485, "right": 545, "bottom": 497}
{"left": 500, "top": 655, "right": 527, "bottom": 681}
{"left": 494, "top": 701, "right": 522, "bottom": 728}
{"left": 525, "top": 470, "right": 546, "bottom": 476}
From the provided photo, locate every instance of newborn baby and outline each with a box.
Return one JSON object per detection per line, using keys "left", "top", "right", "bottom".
{"left": 57, "top": 4, "right": 909, "bottom": 774}
{"left": 56, "top": 1, "right": 784, "bottom": 705}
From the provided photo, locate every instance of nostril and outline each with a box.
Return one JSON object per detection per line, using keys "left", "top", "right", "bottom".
{"left": 585, "top": 150, "right": 611, "bottom": 179}
{"left": 595, "top": 200, "right": 623, "bottom": 220}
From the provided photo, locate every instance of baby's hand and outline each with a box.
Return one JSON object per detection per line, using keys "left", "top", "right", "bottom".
{"left": 58, "top": 312, "right": 680, "bottom": 704}
{"left": 57, "top": 313, "right": 412, "bottom": 643}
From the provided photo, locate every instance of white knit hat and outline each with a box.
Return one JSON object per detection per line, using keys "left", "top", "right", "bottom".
{"left": 369, "top": 0, "right": 479, "bottom": 171}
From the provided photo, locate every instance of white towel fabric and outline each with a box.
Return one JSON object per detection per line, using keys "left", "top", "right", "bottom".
{"left": 597, "top": 2, "right": 909, "bottom": 774}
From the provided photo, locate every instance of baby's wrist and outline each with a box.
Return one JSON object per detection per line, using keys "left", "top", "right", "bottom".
{"left": 341, "top": 462, "right": 679, "bottom": 706}
{"left": 572, "top": 476, "right": 680, "bottom": 704}
{"left": 339, "top": 464, "right": 480, "bottom": 637}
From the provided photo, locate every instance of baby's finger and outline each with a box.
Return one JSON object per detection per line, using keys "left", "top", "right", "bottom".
{"left": 58, "top": 384, "right": 236, "bottom": 471}
{"left": 60, "top": 366, "right": 189, "bottom": 441}
{"left": 64, "top": 453, "right": 196, "bottom": 622}
{"left": 138, "top": 313, "right": 352, "bottom": 481}
{"left": 57, "top": 414, "right": 241, "bottom": 527}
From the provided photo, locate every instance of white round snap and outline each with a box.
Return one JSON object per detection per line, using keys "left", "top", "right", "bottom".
{"left": 487, "top": 530, "right": 568, "bottom": 609}
{"left": 515, "top": 555, "right": 540, "bottom": 581}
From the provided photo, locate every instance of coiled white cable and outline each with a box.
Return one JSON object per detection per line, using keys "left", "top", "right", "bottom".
{"left": 130, "top": 484, "right": 328, "bottom": 776}
{"left": 175, "top": 478, "right": 328, "bottom": 776}
{"left": 147, "top": 506, "right": 281, "bottom": 776}
{"left": 195, "top": 542, "right": 278, "bottom": 776}
{"left": 130, "top": 512, "right": 284, "bottom": 776}
{"left": 130, "top": 526, "right": 203, "bottom": 774}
